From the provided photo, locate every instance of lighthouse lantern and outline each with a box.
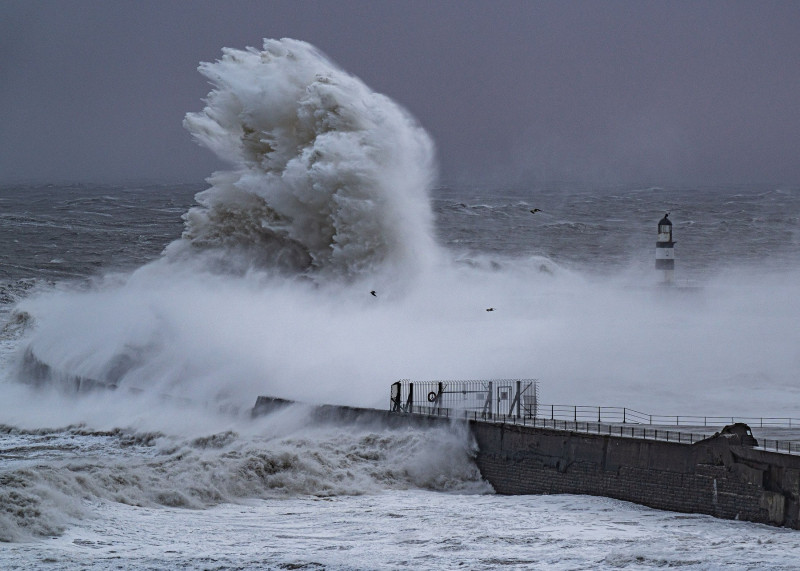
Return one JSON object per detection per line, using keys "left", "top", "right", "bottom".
{"left": 655, "top": 213, "right": 675, "bottom": 284}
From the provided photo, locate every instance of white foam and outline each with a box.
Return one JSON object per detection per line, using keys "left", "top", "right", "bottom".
{"left": 3, "top": 492, "right": 799, "bottom": 569}
{"left": 0, "top": 410, "right": 486, "bottom": 542}
{"left": 173, "top": 38, "right": 439, "bottom": 282}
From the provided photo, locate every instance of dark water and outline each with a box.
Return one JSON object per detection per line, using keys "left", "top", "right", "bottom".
{"left": 3, "top": 183, "right": 798, "bottom": 292}
{"left": 0, "top": 183, "right": 199, "bottom": 283}
{"left": 433, "top": 184, "right": 800, "bottom": 279}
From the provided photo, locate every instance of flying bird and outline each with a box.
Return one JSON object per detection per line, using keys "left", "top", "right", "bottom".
{"left": 370, "top": 290, "right": 376, "bottom": 297}
{"left": 486, "top": 307, "right": 495, "bottom": 312}
{"left": 530, "top": 208, "right": 541, "bottom": 214}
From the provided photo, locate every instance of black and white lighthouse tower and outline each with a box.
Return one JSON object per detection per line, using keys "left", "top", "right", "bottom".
{"left": 655, "top": 213, "right": 674, "bottom": 284}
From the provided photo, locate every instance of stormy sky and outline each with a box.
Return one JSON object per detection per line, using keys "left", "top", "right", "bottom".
{"left": 2, "top": 0, "right": 799, "bottom": 186}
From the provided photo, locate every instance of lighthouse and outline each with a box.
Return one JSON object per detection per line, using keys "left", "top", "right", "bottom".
{"left": 655, "top": 213, "right": 674, "bottom": 284}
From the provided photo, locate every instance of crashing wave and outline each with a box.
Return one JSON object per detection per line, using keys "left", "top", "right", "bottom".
{"left": 0, "top": 419, "right": 487, "bottom": 541}
{"left": 169, "top": 38, "right": 439, "bottom": 280}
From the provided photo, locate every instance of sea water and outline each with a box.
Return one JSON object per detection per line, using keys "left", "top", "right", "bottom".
{"left": 2, "top": 38, "right": 800, "bottom": 569}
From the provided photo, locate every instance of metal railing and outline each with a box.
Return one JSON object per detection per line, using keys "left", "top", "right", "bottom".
{"left": 401, "top": 404, "right": 800, "bottom": 456}
{"left": 390, "top": 381, "right": 800, "bottom": 455}
{"left": 537, "top": 404, "right": 800, "bottom": 429}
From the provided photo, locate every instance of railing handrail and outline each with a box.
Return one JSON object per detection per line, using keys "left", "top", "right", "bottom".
{"left": 538, "top": 403, "right": 799, "bottom": 428}
{"left": 398, "top": 404, "right": 800, "bottom": 456}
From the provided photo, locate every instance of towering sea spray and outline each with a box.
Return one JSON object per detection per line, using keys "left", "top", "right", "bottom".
{"left": 11, "top": 39, "right": 442, "bottom": 401}
{"left": 170, "top": 38, "right": 439, "bottom": 280}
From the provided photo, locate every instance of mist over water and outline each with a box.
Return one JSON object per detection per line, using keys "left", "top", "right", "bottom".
{"left": 3, "top": 40, "right": 800, "bottom": 422}
{"left": 10, "top": 206, "right": 800, "bottom": 419}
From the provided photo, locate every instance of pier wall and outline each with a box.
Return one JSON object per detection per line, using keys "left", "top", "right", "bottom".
{"left": 470, "top": 421, "right": 800, "bottom": 529}
{"left": 252, "top": 397, "right": 800, "bottom": 529}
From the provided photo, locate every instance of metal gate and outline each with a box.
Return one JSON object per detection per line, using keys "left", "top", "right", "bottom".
{"left": 389, "top": 379, "right": 539, "bottom": 419}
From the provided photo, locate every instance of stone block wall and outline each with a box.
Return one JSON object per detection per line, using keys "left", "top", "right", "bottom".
{"left": 252, "top": 396, "right": 800, "bottom": 529}
{"left": 470, "top": 421, "right": 800, "bottom": 529}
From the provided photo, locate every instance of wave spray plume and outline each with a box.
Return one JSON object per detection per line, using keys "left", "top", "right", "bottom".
{"left": 11, "top": 38, "right": 445, "bottom": 407}
{"left": 172, "top": 38, "right": 439, "bottom": 281}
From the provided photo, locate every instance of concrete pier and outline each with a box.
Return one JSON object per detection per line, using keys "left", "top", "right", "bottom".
{"left": 471, "top": 421, "right": 800, "bottom": 528}
{"left": 253, "top": 396, "right": 800, "bottom": 529}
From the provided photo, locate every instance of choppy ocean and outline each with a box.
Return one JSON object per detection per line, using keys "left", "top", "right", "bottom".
{"left": 3, "top": 38, "right": 800, "bottom": 569}
{"left": 2, "top": 181, "right": 799, "bottom": 569}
